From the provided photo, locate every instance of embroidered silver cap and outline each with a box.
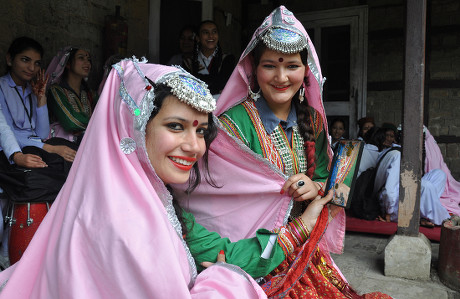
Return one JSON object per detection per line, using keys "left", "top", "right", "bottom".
{"left": 156, "top": 70, "right": 216, "bottom": 113}
{"left": 260, "top": 7, "right": 307, "bottom": 54}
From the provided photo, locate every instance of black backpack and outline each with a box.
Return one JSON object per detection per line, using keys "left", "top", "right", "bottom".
{"left": 350, "top": 147, "right": 400, "bottom": 220}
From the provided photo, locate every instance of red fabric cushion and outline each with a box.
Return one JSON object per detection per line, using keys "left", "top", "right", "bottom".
{"left": 346, "top": 214, "right": 441, "bottom": 242}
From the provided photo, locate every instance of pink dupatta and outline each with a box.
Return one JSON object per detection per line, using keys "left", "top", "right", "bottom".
{"left": 0, "top": 59, "right": 266, "bottom": 298}
{"left": 174, "top": 5, "right": 345, "bottom": 256}
{"left": 424, "top": 128, "right": 460, "bottom": 216}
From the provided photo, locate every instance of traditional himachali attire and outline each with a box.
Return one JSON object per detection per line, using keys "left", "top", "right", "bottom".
{"left": 46, "top": 47, "right": 94, "bottom": 143}
{"left": 0, "top": 59, "right": 266, "bottom": 298}
{"left": 175, "top": 6, "right": 390, "bottom": 298}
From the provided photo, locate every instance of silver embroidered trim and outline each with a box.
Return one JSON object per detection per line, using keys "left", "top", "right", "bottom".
{"left": 156, "top": 71, "right": 216, "bottom": 113}
{"left": 216, "top": 116, "right": 292, "bottom": 225}
{"left": 114, "top": 57, "right": 198, "bottom": 285}
{"left": 283, "top": 8, "right": 294, "bottom": 16}
{"left": 284, "top": 16, "right": 295, "bottom": 25}
{"left": 261, "top": 27, "right": 307, "bottom": 54}
{"left": 114, "top": 63, "right": 141, "bottom": 116}
{"left": 261, "top": 19, "right": 270, "bottom": 30}
{"left": 270, "top": 125, "right": 307, "bottom": 177}
{"left": 120, "top": 137, "right": 136, "bottom": 154}
{"left": 0, "top": 279, "right": 8, "bottom": 292}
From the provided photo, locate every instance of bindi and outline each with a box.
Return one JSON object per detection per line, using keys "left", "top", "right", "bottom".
{"left": 193, "top": 120, "right": 199, "bottom": 127}
{"left": 278, "top": 57, "right": 284, "bottom": 62}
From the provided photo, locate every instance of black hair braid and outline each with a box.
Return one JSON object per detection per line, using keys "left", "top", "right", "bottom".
{"left": 208, "top": 42, "right": 223, "bottom": 74}
{"left": 293, "top": 90, "right": 316, "bottom": 178}
{"left": 191, "top": 41, "right": 201, "bottom": 76}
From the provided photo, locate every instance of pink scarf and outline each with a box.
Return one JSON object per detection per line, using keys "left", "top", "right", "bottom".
{"left": 174, "top": 5, "right": 345, "bottom": 256}
{"left": 0, "top": 59, "right": 266, "bottom": 298}
{"left": 424, "top": 128, "right": 460, "bottom": 216}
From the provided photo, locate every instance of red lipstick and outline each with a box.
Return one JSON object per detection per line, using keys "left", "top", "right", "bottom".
{"left": 169, "top": 156, "right": 196, "bottom": 171}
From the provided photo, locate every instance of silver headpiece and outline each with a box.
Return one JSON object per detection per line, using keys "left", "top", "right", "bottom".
{"left": 261, "top": 27, "right": 307, "bottom": 54}
{"left": 240, "top": 6, "right": 308, "bottom": 57}
{"left": 156, "top": 70, "right": 216, "bottom": 113}
{"left": 260, "top": 7, "right": 307, "bottom": 54}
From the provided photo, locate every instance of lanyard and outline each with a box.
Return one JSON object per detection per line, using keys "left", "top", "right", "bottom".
{"left": 14, "top": 87, "right": 33, "bottom": 128}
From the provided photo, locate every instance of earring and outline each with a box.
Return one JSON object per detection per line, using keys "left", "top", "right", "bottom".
{"left": 298, "top": 87, "right": 305, "bottom": 103}
{"left": 7, "top": 62, "right": 12, "bottom": 66}
{"left": 248, "top": 86, "right": 261, "bottom": 101}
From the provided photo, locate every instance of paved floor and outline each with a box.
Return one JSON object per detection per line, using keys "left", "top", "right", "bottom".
{"left": 331, "top": 232, "right": 460, "bottom": 299}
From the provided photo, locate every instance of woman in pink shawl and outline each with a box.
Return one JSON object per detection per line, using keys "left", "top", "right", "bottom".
{"left": 174, "top": 5, "right": 391, "bottom": 299}
{"left": 0, "top": 59, "right": 269, "bottom": 298}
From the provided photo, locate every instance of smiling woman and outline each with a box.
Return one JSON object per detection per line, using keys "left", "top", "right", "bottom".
{"left": 46, "top": 47, "right": 95, "bottom": 145}
{"left": 0, "top": 60, "right": 269, "bottom": 298}
{"left": 145, "top": 92, "right": 208, "bottom": 185}
{"left": 191, "top": 20, "right": 235, "bottom": 95}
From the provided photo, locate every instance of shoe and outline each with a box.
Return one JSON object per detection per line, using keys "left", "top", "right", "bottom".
{"left": 420, "top": 218, "right": 435, "bottom": 228}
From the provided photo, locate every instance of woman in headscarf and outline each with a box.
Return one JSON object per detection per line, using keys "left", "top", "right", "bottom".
{"left": 46, "top": 47, "right": 95, "bottom": 145}
{"left": 0, "top": 59, "right": 269, "bottom": 298}
{"left": 174, "top": 6, "right": 391, "bottom": 298}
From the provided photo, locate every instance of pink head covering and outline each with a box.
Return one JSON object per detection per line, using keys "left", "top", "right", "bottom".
{"left": 424, "top": 127, "right": 460, "bottom": 216}
{"left": 45, "top": 46, "right": 92, "bottom": 89}
{"left": 217, "top": 6, "right": 328, "bottom": 137}
{"left": 0, "top": 59, "right": 266, "bottom": 298}
{"left": 175, "top": 6, "right": 345, "bottom": 255}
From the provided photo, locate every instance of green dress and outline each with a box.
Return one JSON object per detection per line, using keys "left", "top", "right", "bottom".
{"left": 219, "top": 99, "right": 330, "bottom": 183}
{"left": 184, "top": 211, "right": 285, "bottom": 278}
{"left": 48, "top": 84, "right": 93, "bottom": 133}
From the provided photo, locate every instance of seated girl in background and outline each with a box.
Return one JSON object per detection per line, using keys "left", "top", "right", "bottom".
{"left": 46, "top": 47, "right": 95, "bottom": 145}
{"left": 330, "top": 117, "right": 347, "bottom": 150}
{"left": 0, "top": 36, "right": 77, "bottom": 165}
{"left": 365, "top": 127, "right": 450, "bottom": 227}
{"left": 357, "top": 116, "right": 375, "bottom": 141}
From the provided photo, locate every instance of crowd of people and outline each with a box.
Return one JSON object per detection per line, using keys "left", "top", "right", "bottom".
{"left": 167, "top": 20, "right": 235, "bottom": 98}
{"left": 0, "top": 4, "right": 457, "bottom": 298}
{"left": 330, "top": 115, "right": 459, "bottom": 229}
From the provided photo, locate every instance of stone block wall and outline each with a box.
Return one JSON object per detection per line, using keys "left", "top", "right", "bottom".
{"left": 0, "top": 0, "right": 149, "bottom": 90}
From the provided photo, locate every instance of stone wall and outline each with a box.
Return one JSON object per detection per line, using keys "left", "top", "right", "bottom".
{"left": 0, "top": 0, "right": 149, "bottom": 89}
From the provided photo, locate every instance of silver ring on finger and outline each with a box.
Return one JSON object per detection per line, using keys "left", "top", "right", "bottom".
{"left": 296, "top": 180, "right": 305, "bottom": 187}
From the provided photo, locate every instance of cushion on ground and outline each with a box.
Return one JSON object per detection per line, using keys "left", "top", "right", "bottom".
{"left": 346, "top": 214, "right": 441, "bottom": 242}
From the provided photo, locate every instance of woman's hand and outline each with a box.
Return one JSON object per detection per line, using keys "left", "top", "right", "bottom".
{"left": 43, "top": 144, "right": 77, "bottom": 162}
{"left": 13, "top": 152, "right": 47, "bottom": 168}
{"left": 300, "top": 190, "right": 333, "bottom": 233}
{"left": 31, "top": 69, "right": 49, "bottom": 107}
{"left": 201, "top": 250, "right": 225, "bottom": 268}
{"left": 280, "top": 173, "right": 319, "bottom": 201}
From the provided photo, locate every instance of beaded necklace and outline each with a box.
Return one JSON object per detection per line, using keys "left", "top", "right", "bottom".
{"left": 242, "top": 99, "right": 307, "bottom": 176}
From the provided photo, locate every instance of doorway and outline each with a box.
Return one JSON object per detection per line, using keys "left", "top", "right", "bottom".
{"left": 297, "top": 6, "right": 368, "bottom": 138}
{"left": 149, "top": 0, "right": 213, "bottom": 63}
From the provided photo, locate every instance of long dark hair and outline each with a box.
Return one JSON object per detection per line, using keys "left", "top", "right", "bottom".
{"left": 6, "top": 36, "right": 44, "bottom": 73}
{"left": 252, "top": 43, "right": 317, "bottom": 178}
{"left": 63, "top": 48, "right": 92, "bottom": 92}
{"left": 148, "top": 83, "right": 218, "bottom": 234}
